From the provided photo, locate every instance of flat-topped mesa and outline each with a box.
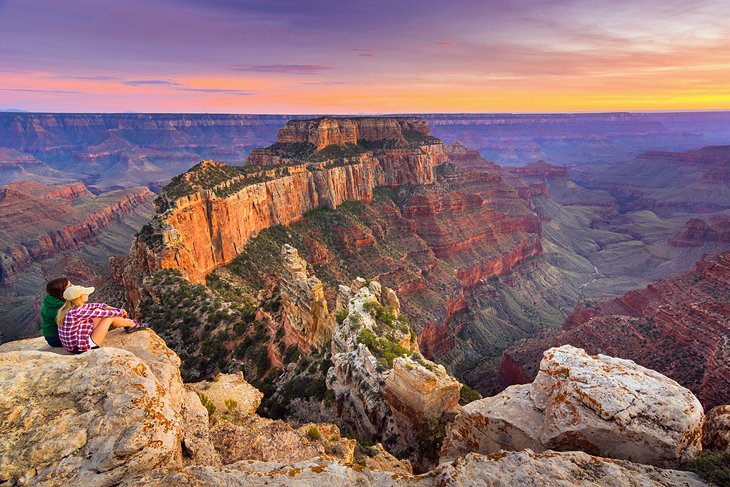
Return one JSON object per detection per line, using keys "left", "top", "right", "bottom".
{"left": 123, "top": 118, "right": 449, "bottom": 313}
{"left": 246, "top": 117, "right": 447, "bottom": 186}
{"left": 506, "top": 160, "right": 569, "bottom": 178}
{"left": 250, "top": 116, "right": 435, "bottom": 155}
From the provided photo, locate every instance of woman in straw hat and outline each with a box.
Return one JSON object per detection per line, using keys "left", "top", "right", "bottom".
{"left": 56, "top": 285, "right": 148, "bottom": 353}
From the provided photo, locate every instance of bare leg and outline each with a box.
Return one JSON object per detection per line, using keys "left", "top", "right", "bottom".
{"left": 90, "top": 317, "right": 136, "bottom": 346}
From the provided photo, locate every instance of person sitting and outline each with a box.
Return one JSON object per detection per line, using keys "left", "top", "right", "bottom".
{"left": 56, "top": 285, "right": 148, "bottom": 353}
{"left": 40, "top": 277, "right": 70, "bottom": 347}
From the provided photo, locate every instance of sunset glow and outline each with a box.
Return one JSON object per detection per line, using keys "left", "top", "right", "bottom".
{"left": 1, "top": 0, "right": 729, "bottom": 113}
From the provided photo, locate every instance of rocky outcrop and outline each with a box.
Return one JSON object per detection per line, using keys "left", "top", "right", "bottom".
{"left": 188, "top": 372, "right": 263, "bottom": 421}
{"left": 703, "top": 405, "right": 730, "bottom": 452}
{"left": 0, "top": 325, "right": 711, "bottom": 486}
{"left": 328, "top": 279, "right": 460, "bottom": 467}
{"left": 0, "top": 330, "right": 205, "bottom": 485}
{"left": 670, "top": 217, "right": 730, "bottom": 247}
{"left": 123, "top": 450, "right": 707, "bottom": 486}
{"left": 279, "top": 244, "right": 335, "bottom": 351}
{"left": 124, "top": 118, "right": 448, "bottom": 308}
{"left": 0, "top": 181, "right": 154, "bottom": 282}
{"left": 444, "top": 345, "right": 704, "bottom": 467}
{"left": 502, "top": 251, "right": 730, "bottom": 410}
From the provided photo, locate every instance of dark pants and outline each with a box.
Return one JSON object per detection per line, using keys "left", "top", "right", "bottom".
{"left": 44, "top": 336, "right": 63, "bottom": 347}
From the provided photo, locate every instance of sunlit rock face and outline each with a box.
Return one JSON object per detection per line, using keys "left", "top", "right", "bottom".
{"left": 0, "top": 330, "right": 218, "bottom": 486}
{"left": 443, "top": 345, "right": 704, "bottom": 467}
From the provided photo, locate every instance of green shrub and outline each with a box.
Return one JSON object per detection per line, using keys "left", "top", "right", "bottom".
{"left": 684, "top": 451, "right": 730, "bottom": 485}
{"left": 224, "top": 398, "right": 238, "bottom": 411}
{"left": 335, "top": 308, "right": 349, "bottom": 324}
{"left": 195, "top": 391, "right": 216, "bottom": 418}
{"left": 283, "top": 345, "right": 301, "bottom": 364}
{"left": 460, "top": 384, "right": 482, "bottom": 404}
{"left": 357, "top": 328, "right": 410, "bottom": 369}
{"left": 305, "top": 426, "right": 322, "bottom": 441}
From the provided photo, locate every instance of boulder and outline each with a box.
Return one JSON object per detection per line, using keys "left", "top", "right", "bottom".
{"left": 121, "top": 450, "right": 707, "bottom": 486}
{"left": 703, "top": 405, "right": 730, "bottom": 452}
{"left": 441, "top": 384, "right": 545, "bottom": 460}
{"left": 187, "top": 372, "right": 263, "bottom": 422}
{"left": 0, "top": 329, "right": 220, "bottom": 485}
{"left": 443, "top": 345, "right": 704, "bottom": 466}
{"left": 0, "top": 348, "right": 180, "bottom": 486}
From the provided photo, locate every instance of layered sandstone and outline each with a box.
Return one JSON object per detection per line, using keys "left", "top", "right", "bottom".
{"left": 124, "top": 118, "right": 448, "bottom": 312}
{"left": 670, "top": 217, "right": 730, "bottom": 247}
{"left": 279, "top": 244, "right": 335, "bottom": 351}
{"left": 250, "top": 117, "right": 433, "bottom": 155}
{"left": 506, "top": 160, "right": 569, "bottom": 178}
{"left": 444, "top": 345, "right": 704, "bottom": 467}
{"left": 502, "top": 251, "right": 730, "bottom": 410}
{"left": 0, "top": 181, "right": 154, "bottom": 282}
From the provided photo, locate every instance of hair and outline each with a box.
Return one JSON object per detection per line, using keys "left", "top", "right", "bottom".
{"left": 46, "top": 277, "right": 70, "bottom": 300}
{"left": 56, "top": 296, "right": 85, "bottom": 327}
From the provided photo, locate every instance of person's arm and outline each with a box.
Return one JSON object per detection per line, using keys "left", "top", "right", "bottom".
{"left": 85, "top": 303, "right": 107, "bottom": 310}
{"left": 84, "top": 307, "right": 124, "bottom": 319}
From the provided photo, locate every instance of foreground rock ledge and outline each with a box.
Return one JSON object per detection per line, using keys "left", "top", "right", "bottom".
{"left": 122, "top": 450, "right": 706, "bottom": 487}
{"left": 0, "top": 333, "right": 709, "bottom": 486}
{"left": 442, "top": 345, "right": 704, "bottom": 467}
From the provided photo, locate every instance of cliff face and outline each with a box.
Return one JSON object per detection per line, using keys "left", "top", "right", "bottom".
{"left": 327, "top": 278, "right": 460, "bottom": 469}
{"left": 501, "top": 251, "right": 730, "bottom": 410}
{"left": 124, "top": 118, "right": 448, "bottom": 312}
{"left": 0, "top": 181, "right": 154, "bottom": 282}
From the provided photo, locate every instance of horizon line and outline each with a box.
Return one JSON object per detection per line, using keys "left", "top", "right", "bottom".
{"left": 3, "top": 109, "right": 730, "bottom": 116}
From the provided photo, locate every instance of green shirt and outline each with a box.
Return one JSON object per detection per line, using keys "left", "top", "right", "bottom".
{"left": 40, "top": 294, "right": 64, "bottom": 338}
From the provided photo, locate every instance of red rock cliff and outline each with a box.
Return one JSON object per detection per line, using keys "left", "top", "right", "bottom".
{"left": 124, "top": 118, "right": 449, "bottom": 312}
{"left": 500, "top": 251, "right": 730, "bottom": 409}
{"left": 0, "top": 181, "right": 154, "bottom": 282}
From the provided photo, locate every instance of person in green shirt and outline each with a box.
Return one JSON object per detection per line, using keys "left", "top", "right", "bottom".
{"left": 40, "top": 277, "right": 70, "bottom": 347}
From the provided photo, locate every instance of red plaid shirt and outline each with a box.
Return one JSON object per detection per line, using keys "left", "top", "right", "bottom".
{"left": 58, "top": 303, "right": 123, "bottom": 352}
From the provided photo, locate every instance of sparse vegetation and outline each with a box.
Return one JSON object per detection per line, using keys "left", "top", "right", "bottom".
{"left": 196, "top": 391, "right": 216, "bottom": 419}
{"left": 684, "top": 451, "right": 730, "bottom": 485}
{"left": 460, "top": 384, "right": 482, "bottom": 404}
{"left": 357, "top": 328, "right": 411, "bottom": 369}
{"left": 305, "top": 425, "right": 322, "bottom": 441}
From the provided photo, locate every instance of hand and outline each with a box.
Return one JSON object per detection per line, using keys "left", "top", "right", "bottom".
{"left": 121, "top": 309, "right": 128, "bottom": 318}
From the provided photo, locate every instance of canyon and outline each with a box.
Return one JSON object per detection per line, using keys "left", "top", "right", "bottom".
{"left": 3, "top": 111, "right": 730, "bottom": 192}
{"left": 122, "top": 117, "right": 730, "bottom": 403}
{"left": 500, "top": 251, "right": 730, "bottom": 410}
{"left": 1, "top": 112, "right": 729, "bottom": 484}
{"left": 0, "top": 181, "right": 154, "bottom": 341}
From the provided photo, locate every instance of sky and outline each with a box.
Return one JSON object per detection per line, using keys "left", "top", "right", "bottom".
{"left": 1, "top": 0, "right": 729, "bottom": 113}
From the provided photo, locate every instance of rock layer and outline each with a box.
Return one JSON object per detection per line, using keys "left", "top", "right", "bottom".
{"left": 502, "top": 251, "right": 730, "bottom": 410}
{"left": 0, "top": 181, "right": 154, "bottom": 282}
{"left": 444, "top": 345, "right": 704, "bottom": 467}
{"left": 124, "top": 118, "right": 448, "bottom": 310}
